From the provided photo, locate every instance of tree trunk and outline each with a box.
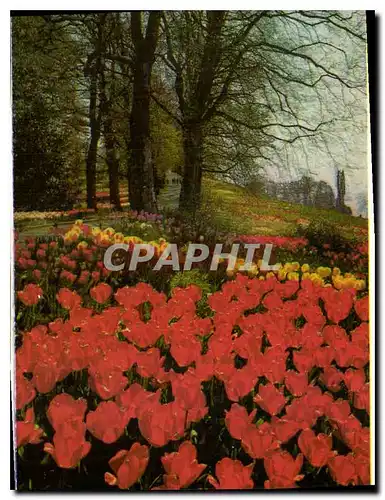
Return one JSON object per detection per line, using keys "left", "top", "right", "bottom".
{"left": 177, "top": 12, "right": 226, "bottom": 213}
{"left": 128, "top": 11, "right": 161, "bottom": 213}
{"left": 85, "top": 14, "right": 106, "bottom": 210}
{"left": 179, "top": 121, "right": 203, "bottom": 213}
{"left": 129, "top": 62, "right": 157, "bottom": 212}
{"left": 86, "top": 67, "right": 100, "bottom": 209}
{"left": 104, "top": 119, "right": 121, "bottom": 210}
{"left": 100, "top": 61, "right": 121, "bottom": 210}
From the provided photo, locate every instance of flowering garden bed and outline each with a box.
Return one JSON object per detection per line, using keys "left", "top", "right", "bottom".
{"left": 14, "top": 222, "right": 370, "bottom": 490}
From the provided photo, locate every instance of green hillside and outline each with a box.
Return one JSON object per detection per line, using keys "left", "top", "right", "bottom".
{"left": 15, "top": 177, "right": 368, "bottom": 241}
{"left": 201, "top": 178, "right": 368, "bottom": 239}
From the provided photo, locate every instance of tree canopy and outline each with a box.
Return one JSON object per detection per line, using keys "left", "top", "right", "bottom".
{"left": 11, "top": 11, "right": 367, "bottom": 213}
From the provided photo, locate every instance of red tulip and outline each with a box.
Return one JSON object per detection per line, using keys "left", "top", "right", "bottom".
{"left": 320, "top": 366, "right": 343, "bottom": 392}
{"left": 354, "top": 296, "right": 369, "bottom": 322}
{"left": 254, "top": 383, "right": 286, "bottom": 416}
{"left": 157, "top": 441, "right": 206, "bottom": 490}
{"left": 285, "top": 371, "right": 309, "bottom": 397}
{"left": 170, "top": 336, "right": 202, "bottom": 367}
{"left": 105, "top": 443, "right": 149, "bottom": 489}
{"left": 116, "top": 383, "right": 160, "bottom": 421}
{"left": 60, "top": 270, "right": 77, "bottom": 284}
{"left": 91, "top": 271, "right": 101, "bottom": 282}
{"left": 17, "top": 284, "right": 43, "bottom": 306}
{"left": 285, "top": 387, "right": 333, "bottom": 429}
{"left": 298, "top": 429, "right": 335, "bottom": 467}
{"left": 326, "top": 399, "right": 352, "bottom": 426}
{"left": 134, "top": 348, "right": 166, "bottom": 380}
{"left": 47, "top": 393, "right": 87, "bottom": 431}
{"left": 327, "top": 454, "right": 357, "bottom": 486}
{"left": 44, "top": 420, "right": 91, "bottom": 469}
{"left": 351, "top": 323, "right": 369, "bottom": 350}
{"left": 90, "top": 283, "right": 112, "bottom": 304}
{"left": 225, "top": 364, "right": 259, "bottom": 402}
{"left": 78, "top": 270, "right": 90, "bottom": 285}
{"left": 208, "top": 457, "right": 254, "bottom": 489}
{"left": 88, "top": 362, "right": 128, "bottom": 400}
{"left": 332, "top": 414, "right": 365, "bottom": 451}
{"left": 17, "top": 407, "right": 44, "bottom": 447}
{"left": 322, "top": 289, "right": 353, "bottom": 323}
{"left": 301, "top": 323, "right": 324, "bottom": 349}
{"left": 314, "top": 346, "right": 336, "bottom": 368}
{"left": 344, "top": 368, "right": 366, "bottom": 392}
{"left": 270, "top": 417, "right": 301, "bottom": 444}
{"left": 353, "top": 383, "right": 370, "bottom": 413}
{"left": 353, "top": 453, "right": 370, "bottom": 485}
{"left": 264, "top": 450, "right": 304, "bottom": 489}
{"left": 242, "top": 422, "right": 280, "bottom": 459}
{"left": 264, "top": 291, "right": 283, "bottom": 310}
{"left": 225, "top": 403, "right": 256, "bottom": 441}
{"left": 68, "top": 306, "right": 93, "bottom": 328}
{"left": 56, "top": 288, "right": 82, "bottom": 310}
{"left": 293, "top": 349, "right": 314, "bottom": 373}
{"left": 171, "top": 370, "right": 207, "bottom": 420}
{"left": 16, "top": 373, "right": 36, "bottom": 409}
{"left": 86, "top": 401, "right": 127, "bottom": 444}
{"left": 322, "top": 325, "right": 349, "bottom": 349}
{"left": 138, "top": 400, "right": 186, "bottom": 448}
{"left": 32, "top": 269, "right": 42, "bottom": 281}
{"left": 32, "top": 360, "right": 69, "bottom": 394}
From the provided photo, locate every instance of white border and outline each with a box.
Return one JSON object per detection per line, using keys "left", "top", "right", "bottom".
{"left": 1, "top": 4, "right": 381, "bottom": 498}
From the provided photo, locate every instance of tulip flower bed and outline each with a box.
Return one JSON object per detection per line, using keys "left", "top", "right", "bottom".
{"left": 15, "top": 270, "right": 370, "bottom": 490}
{"left": 14, "top": 221, "right": 367, "bottom": 301}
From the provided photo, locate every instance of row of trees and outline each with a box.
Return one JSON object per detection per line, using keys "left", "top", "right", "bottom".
{"left": 12, "top": 11, "right": 367, "bottom": 213}
{"left": 250, "top": 170, "right": 351, "bottom": 213}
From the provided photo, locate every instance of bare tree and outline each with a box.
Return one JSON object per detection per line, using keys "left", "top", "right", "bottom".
{"left": 129, "top": 11, "right": 161, "bottom": 212}
{"left": 83, "top": 14, "right": 107, "bottom": 209}
{"left": 157, "top": 10, "right": 366, "bottom": 210}
{"left": 160, "top": 11, "right": 265, "bottom": 211}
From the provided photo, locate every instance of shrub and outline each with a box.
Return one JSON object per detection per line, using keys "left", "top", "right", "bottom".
{"left": 296, "top": 218, "right": 349, "bottom": 252}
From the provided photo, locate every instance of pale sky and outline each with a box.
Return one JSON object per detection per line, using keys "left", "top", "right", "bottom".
{"left": 261, "top": 11, "right": 369, "bottom": 216}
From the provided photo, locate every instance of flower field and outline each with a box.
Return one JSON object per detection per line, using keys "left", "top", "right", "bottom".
{"left": 14, "top": 218, "right": 371, "bottom": 491}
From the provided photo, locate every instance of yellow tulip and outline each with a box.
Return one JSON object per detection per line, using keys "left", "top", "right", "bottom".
{"left": 309, "top": 273, "right": 324, "bottom": 286}
{"left": 332, "top": 275, "right": 343, "bottom": 290}
{"left": 64, "top": 230, "right": 79, "bottom": 243}
{"left": 248, "top": 264, "right": 259, "bottom": 276}
{"left": 355, "top": 279, "right": 366, "bottom": 290}
{"left": 316, "top": 266, "right": 331, "bottom": 278}
{"left": 283, "top": 262, "right": 293, "bottom": 273}
{"left": 104, "top": 227, "right": 116, "bottom": 236}
{"left": 113, "top": 232, "right": 125, "bottom": 242}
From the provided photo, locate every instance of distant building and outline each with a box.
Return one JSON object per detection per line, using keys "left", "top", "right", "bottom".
{"left": 165, "top": 170, "right": 182, "bottom": 186}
